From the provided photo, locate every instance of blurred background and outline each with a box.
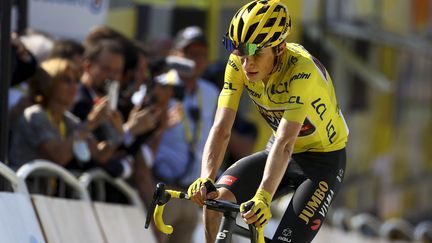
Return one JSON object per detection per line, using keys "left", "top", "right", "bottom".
{"left": 1, "top": 0, "right": 431, "bottom": 242}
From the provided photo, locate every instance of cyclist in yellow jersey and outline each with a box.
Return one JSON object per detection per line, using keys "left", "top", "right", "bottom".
{"left": 188, "top": 1, "right": 349, "bottom": 242}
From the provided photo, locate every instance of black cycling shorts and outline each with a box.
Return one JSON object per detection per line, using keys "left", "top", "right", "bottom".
{"left": 215, "top": 146, "right": 346, "bottom": 243}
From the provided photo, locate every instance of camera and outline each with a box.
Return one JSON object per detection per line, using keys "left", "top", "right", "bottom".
{"left": 149, "top": 55, "right": 195, "bottom": 78}
{"left": 141, "top": 55, "right": 195, "bottom": 108}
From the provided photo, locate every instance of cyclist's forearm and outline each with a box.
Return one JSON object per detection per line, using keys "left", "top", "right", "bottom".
{"left": 201, "top": 124, "right": 231, "bottom": 180}
{"left": 201, "top": 107, "right": 236, "bottom": 180}
{"left": 259, "top": 140, "right": 292, "bottom": 196}
{"left": 260, "top": 119, "right": 301, "bottom": 196}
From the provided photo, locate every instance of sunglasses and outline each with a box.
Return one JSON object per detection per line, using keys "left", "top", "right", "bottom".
{"left": 222, "top": 35, "right": 260, "bottom": 56}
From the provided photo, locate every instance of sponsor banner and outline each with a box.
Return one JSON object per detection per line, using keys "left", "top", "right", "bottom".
{"left": 28, "top": 0, "right": 109, "bottom": 40}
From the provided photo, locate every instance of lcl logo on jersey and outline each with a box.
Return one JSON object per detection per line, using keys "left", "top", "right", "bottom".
{"left": 223, "top": 82, "right": 237, "bottom": 91}
{"left": 288, "top": 96, "right": 304, "bottom": 104}
{"left": 270, "top": 81, "right": 289, "bottom": 95}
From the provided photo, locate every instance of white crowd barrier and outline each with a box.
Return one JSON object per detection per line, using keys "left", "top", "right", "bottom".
{"left": 0, "top": 160, "right": 158, "bottom": 243}
{"left": 79, "top": 169, "right": 157, "bottom": 243}
{"left": 17, "top": 160, "right": 105, "bottom": 243}
{"left": 0, "top": 162, "right": 46, "bottom": 243}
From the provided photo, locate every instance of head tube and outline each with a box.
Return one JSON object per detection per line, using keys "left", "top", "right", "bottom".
{"left": 222, "top": 35, "right": 259, "bottom": 56}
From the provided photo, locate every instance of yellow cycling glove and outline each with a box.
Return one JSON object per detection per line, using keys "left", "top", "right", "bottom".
{"left": 240, "top": 188, "right": 273, "bottom": 227}
{"left": 187, "top": 178, "right": 215, "bottom": 197}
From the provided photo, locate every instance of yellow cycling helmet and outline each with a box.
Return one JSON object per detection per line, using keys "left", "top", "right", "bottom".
{"left": 223, "top": 0, "right": 291, "bottom": 56}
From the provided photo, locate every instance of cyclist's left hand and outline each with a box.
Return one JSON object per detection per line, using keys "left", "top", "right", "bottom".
{"left": 240, "top": 188, "right": 272, "bottom": 228}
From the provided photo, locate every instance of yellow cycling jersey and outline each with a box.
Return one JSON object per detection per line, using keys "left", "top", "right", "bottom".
{"left": 219, "top": 43, "right": 349, "bottom": 153}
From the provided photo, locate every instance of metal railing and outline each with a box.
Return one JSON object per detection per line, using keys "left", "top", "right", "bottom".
{"left": 16, "top": 160, "right": 90, "bottom": 200}
{"left": 79, "top": 169, "right": 144, "bottom": 209}
{"left": 0, "top": 162, "right": 29, "bottom": 194}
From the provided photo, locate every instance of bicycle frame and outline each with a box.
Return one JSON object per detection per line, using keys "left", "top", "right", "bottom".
{"left": 145, "top": 183, "right": 270, "bottom": 243}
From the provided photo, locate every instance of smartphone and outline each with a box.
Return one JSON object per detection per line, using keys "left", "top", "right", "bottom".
{"left": 106, "top": 80, "right": 119, "bottom": 110}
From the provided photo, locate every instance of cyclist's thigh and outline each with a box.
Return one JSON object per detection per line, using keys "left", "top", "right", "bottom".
{"left": 271, "top": 149, "right": 346, "bottom": 243}
{"left": 215, "top": 151, "right": 267, "bottom": 203}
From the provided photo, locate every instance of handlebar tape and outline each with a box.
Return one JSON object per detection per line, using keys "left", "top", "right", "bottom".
{"left": 153, "top": 189, "right": 188, "bottom": 235}
{"left": 257, "top": 227, "right": 265, "bottom": 243}
{"left": 154, "top": 204, "right": 173, "bottom": 234}
{"left": 166, "top": 190, "right": 188, "bottom": 199}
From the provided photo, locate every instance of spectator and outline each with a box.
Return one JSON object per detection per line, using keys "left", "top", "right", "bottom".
{"left": 8, "top": 33, "right": 38, "bottom": 124}
{"left": 72, "top": 37, "right": 160, "bottom": 182}
{"left": 71, "top": 39, "right": 124, "bottom": 121}
{"left": 118, "top": 42, "right": 151, "bottom": 119}
{"left": 8, "top": 58, "right": 110, "bottom": 170}
{"left": 150, "top": 26, "right": 219, "bottom": 243}
{"left": 20, "top": 29, "right": 55, "bottom": 63}
{"left": 49, "top": 39, "right": 85, "bottom": 67}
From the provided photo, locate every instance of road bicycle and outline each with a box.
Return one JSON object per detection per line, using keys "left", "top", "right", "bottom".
{"left": 145, "top": 182, "right": 272, "bottom": 243}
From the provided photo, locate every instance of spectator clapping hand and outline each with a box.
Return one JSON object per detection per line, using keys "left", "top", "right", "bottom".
{"left": 87, "top": 96, "right": 110, "bottom": 130}
{"left": 125, "top": 105, "right": 161, "bottom": 137}
{"left": 108, "top": 109, "right": 124, "bottom": 137}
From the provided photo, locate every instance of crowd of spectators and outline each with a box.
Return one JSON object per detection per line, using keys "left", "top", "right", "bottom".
{"left": 5, "top": 25, "right": 258, "bottom": 243}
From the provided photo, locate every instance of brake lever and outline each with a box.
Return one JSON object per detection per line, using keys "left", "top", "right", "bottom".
{"left": 145, "top": 183, "right": 167, "bottom": 228}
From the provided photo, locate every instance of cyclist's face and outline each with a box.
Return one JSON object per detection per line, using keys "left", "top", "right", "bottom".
{"left": 239, "top": 47, "right": 275, "bottom": 82}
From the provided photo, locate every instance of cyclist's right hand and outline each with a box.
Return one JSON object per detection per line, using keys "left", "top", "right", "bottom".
{"left": 188, "top": 178, "right": 218, "bottom": 206}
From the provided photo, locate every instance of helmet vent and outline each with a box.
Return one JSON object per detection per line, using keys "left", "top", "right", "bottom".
{"left": 269, "top": 34, "right": 279, "bottom": 43}
{"left": 245, "top": 23, "right": 259, "bottom": 42}
{"left": 257, "top": 6, "right": 269, "bottom": 15}
{"left": 254, "top": 33, "right": 267, "bottom": 44}
{"left": 238, "top": 18, "right": 245, "bottom": 41}
{"left": 280, "top": 17, "right": 286, "bottom": 26}
{"left": 246, "top": 2, "right": 257, "bottom": 12}
{"left": 274, "top": 5, "right": 284, "bottom": 12}
{"left": 264, "top": 17, "right": 276, "bottom": 28}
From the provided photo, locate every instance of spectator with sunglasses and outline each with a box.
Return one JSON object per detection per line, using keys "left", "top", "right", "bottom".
{"left": 188, "top": 1, "right": 349, "bottom": 243}
{"left": 8, "top": 58, "right": 112, "bottom": 171}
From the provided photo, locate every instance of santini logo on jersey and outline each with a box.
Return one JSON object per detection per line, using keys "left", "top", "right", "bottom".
{"left": 227, "top": 59, "right": 239, "bottom": 71}
{"left": 290, "top": 72, "right": 311, "bottom": 83}
{"left": 246, "top": 85, "right": 261, "bottom": 98}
